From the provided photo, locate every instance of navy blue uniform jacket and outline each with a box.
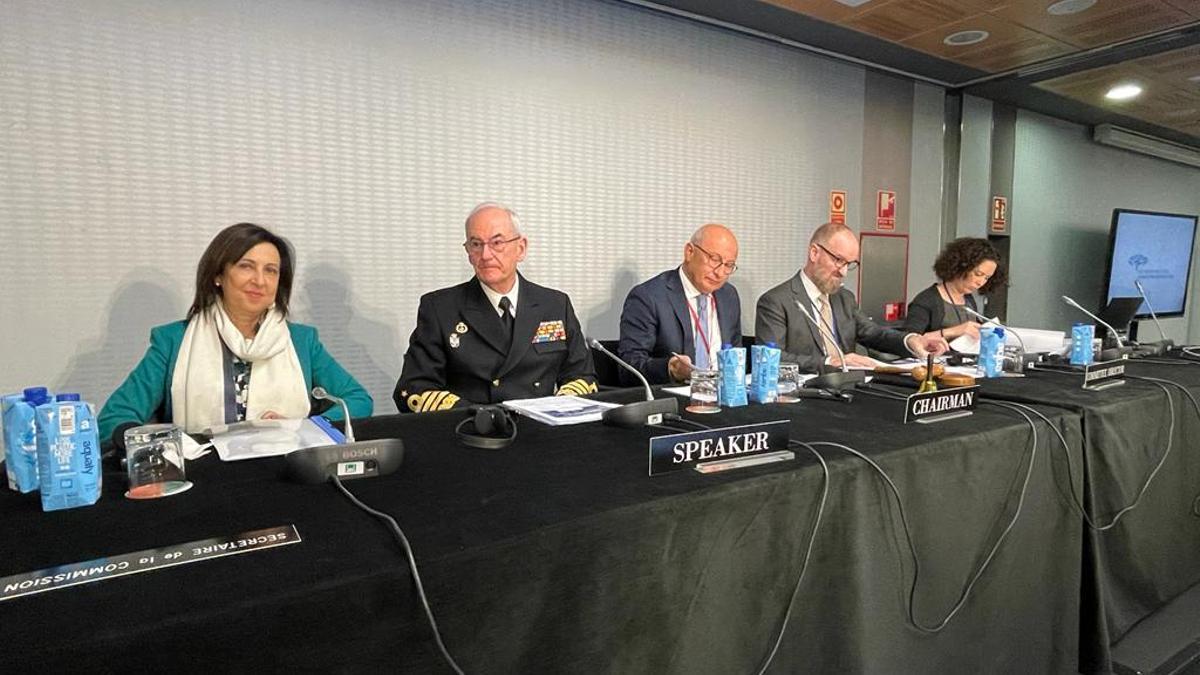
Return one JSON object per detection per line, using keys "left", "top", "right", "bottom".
{"left": 394, "top": 275, "right": 597, "bottom": 412}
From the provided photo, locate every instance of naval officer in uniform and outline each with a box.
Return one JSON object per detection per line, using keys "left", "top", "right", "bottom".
{"left": 394, "top": 202, "right": 597, "bottom": 413}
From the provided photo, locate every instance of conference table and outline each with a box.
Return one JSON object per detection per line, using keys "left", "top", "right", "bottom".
{"left": 972, "top": 357, "right": 1200, "bottom": 673}
{"left": 1, "top": 355, "right": 1195, "bottom": 673}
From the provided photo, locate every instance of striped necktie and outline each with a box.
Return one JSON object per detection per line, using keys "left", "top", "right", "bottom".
{"left": 695, "top": 294, "right": 711, "bottom": 370}
{"left": 818, "top": 295, "right": 840, "bottom": 358}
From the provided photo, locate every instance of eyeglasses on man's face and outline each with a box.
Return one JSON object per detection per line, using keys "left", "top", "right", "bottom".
{"left": 691, "top": 242, "right": 738, "bottom": 274}
{"left": 464, "top": 234, "right": 522, "bottom": 255}
{"left": 816, "top": 243, "right": 859, "bottom": 272}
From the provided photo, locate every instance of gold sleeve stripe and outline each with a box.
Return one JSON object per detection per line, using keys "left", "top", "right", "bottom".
{"left": 557, "top": 379, "right": 597, "bottom": 396}
{"left": 407, "top": 390, "right": 460, "bottom": 413}
{"left": 406, "top": 392, "right": 427, "bottom": 413}
{"left": 422, "top": 391, "right": 446, "bottom": 412}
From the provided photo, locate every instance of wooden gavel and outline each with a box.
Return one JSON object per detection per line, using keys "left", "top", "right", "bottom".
{"left": 875, "top": 363, "right": 976, "bottom": 387}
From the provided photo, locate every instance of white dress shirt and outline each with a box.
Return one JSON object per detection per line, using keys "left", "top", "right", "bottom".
{"left": 678, "top": 267, "right": 721, "bottom": 366}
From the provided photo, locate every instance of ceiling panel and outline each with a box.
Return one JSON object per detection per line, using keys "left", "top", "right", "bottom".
{"left": 1163, "top": 0, "right": 1200, "bottom": 18}
{"left": 641, "top": 0, "right": 1200, "bottom": 147}
{"left": 841, "top": 0, "right": 984, "bottom": 43}
{"left": 988, "top": 0, "right": 1191, "bottom": 49}
{"left": 1037, "top": 46, "right": 1200, "bottom": 136}
{"left": 760, "top": 0, "right": 1198, "bottom": 73}
{"left": 762, "top": 0, "right": 991, "bottom": 25}
{"left": 901, "top": 12, "right": 1075, "bottom": 72}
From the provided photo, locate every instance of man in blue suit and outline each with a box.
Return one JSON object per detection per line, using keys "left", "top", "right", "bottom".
{"left": 618, "top": 224, "right": 742, "bottom": 385}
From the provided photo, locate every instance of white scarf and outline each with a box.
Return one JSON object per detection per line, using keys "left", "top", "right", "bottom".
{"left": 170, "top": 301, "right": 310, "bottom": 433}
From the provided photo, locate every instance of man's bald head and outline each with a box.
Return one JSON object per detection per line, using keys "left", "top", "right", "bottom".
{"left": 681, "top": 223, "right": 738, "bottom": 295}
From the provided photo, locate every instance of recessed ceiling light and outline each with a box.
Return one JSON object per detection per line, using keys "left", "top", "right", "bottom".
{"left": 943, "top": 30, "right": 989, "bottom": 46}
{"left": 832, "top": 0, "right": 873, "bottom": 6}
{"left": 1105, "top": 83, "right": 1143, "bottom": 101}
{"left": 1047, "top": 0, "right": 1096, "bottom": 16}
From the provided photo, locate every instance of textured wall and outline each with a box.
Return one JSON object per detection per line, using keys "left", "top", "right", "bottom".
{"left": 0, "top": 0, "right": 951, "bottom": 411}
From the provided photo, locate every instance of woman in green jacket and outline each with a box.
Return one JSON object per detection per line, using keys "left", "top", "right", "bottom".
{"left": 98, "top": 223, "right": 373, "bottom": 448}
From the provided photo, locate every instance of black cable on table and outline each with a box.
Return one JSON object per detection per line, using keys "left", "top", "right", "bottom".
{"left": 1020, "top": 367, "right": 1178, "bottom": 530}
{"left": 847, "top": 385, "right": 1039, "bottom": 633}
{"left": 755, "top": 440, "right": 829, "bottom": 675}
{"left": 332, "top": 475, "right": 466, "bottom": 675}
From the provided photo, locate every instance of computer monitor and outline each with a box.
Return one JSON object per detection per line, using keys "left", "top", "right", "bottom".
{"left": 1101, "top": 209, "right": 1199, "bottom": 319}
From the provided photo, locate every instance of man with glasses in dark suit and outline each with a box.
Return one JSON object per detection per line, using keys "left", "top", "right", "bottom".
{"left": 755, "top": 222, "right": 947, "bottom": 374}
{"left": 394, "top": 202, "right": 597, "bottom": 412}
{"left": 617, "top": 224, "right": 742, "bottom": 384}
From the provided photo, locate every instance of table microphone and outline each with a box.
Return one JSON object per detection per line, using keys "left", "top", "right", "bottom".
{"left": 794, "top": 300, "right": 864, "bottom": 394}
{"left": 282, "top": 387, "right": 404, "bottom": 484}
{"left": 1061, "top": 295, "right": 1128, "bottom": 360}
{"left": 588, "top": 338, "right": 679, "bottom": 427}
{"left": 960, "top": 305, "right": 1029, "bottom": 356}
{"left": 1134, "top": 279, "right": 1174, "bottom": 354}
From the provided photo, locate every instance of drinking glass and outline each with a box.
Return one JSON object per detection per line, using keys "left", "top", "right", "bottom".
{"left": 124, "top": 424, "right": 193, "bottom": 499}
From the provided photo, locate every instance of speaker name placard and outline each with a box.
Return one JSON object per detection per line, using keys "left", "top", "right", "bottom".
{"left": 649, "top": 420, "right": 790, "bottom": 475}
{"left": 0, "top": 524, "right": 300, "bottom": 602}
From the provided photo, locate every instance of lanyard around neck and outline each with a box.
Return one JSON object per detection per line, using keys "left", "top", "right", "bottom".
{"left": 941, "top": 282, "right": 969, "bottom": 324}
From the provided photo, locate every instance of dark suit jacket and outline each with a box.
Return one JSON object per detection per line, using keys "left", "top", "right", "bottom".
{"left": 617, "top": 268, "right": 742, "bottom": 385}
{"left": 754, "top": 272, "right": 910, "bottom": 373}
{"left": 901, "top": 284, "right": 979, "bottom": 335}
{"left": 394, "top": 275, "right": 597, "bottom": 412}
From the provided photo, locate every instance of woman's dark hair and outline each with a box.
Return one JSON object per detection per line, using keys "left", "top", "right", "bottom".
{"left": 933, "top": 237, "right": 1007, "bottom": 294}
{"left": 188, "top": 223, "right": 295, "bottom": 319}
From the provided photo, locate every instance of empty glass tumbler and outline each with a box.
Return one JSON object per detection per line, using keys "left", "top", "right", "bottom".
{"left": 124, "top": 424, "right": 192, "bottom": 499}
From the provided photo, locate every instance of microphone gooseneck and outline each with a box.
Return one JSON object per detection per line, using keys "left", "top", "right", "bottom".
{"left": 791, "top": 300, "right": 862, "bottom": 397}
{"left": 588, "top": 338, "right": 653, "bottom": 401}
{"left": 586, "top": 338, "right": 679, "bottom": 427}
{"left": 1062, "top": 295, "right": 1125, "bottom": 350}
{"left": 313, "top": 387, "right": 354, "bottom": 442}
{"left": 961, "top": 305, "right": 1027, "bottom": 356}
{"left": 795, "top": 300, "right": 849, "bottom": 373}
{"left": 1134, "top": 279, "right": 1169, "bottom": 344}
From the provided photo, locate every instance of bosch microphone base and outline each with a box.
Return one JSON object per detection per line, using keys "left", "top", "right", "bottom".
{"left": 284, "top": 438, "right": 404, "bottom": 484}
{"left": 602, "top": 397, "right": 679, "bottom": 428}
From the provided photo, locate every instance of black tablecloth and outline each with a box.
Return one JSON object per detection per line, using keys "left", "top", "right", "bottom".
{"left": 0, "top": 387, "right": 1085, "bottom": 673}
{"left": 968, "top": 357, "right": 1200, "bottom": 673}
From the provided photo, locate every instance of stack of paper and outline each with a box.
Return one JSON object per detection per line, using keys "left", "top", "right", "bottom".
{"left": 502, "top": 395, "right": 620, "bottom": 426}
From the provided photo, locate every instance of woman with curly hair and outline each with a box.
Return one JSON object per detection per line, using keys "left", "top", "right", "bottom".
{"left": 902, "top": 237, "right": 1007, "bottom": 342}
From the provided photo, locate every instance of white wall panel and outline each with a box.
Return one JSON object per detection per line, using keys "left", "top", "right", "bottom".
{"left": 0, "top": 0, "right": 867, "bottom": 411}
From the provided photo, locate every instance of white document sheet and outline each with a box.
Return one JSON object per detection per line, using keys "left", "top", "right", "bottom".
{"left": 949, "top": 321, "right": 1067, "bottom": 356}
{"left": 207, "top": 418, "right": 338, "bottom": 461}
